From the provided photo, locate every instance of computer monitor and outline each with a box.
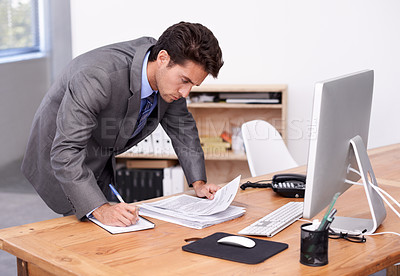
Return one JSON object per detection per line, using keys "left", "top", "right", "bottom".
{"left": 303, "top": 70, "right": 386, "bottom": 234}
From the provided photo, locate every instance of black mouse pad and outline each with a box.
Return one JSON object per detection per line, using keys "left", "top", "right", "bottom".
{"left": 182, "top": 232, "right": 288, "bottom": 264}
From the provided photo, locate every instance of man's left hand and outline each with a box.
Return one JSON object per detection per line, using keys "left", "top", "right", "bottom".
{"left": 192, "top": 180, "right": 220, "bottom": 200}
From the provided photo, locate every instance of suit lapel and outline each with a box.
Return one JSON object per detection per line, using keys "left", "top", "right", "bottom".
{"left": 114, "top": 42, "right": 154, "bottom": 152}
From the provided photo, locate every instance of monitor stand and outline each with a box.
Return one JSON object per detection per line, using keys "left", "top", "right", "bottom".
{"left": 330, "top": 135, "right": 386, "bottom": 235}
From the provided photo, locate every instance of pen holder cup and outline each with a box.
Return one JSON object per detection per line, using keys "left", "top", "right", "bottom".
{"left": 300, "top": 223, "right": 329, "bottom": 266}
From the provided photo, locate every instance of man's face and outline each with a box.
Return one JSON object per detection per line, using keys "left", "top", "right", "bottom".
{"left": 154, "top": 51, "right": 208, "bottom": 103}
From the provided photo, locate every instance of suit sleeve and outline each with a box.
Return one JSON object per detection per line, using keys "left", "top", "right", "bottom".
{"left": 50, "top": 67, "right": 112, "bottom": 219}
{"left": 160, "top": 98, "right": 207, "bottom": 185}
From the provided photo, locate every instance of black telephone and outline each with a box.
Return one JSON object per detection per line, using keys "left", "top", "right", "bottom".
{"left": 240, "top": 173, "right": 306, "bottom": 198}
{"left": 271, "top": 173, "right": 306, "bottom": 198}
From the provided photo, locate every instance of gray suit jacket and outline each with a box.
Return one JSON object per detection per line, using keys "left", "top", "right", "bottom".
{"left": 21, "top": 37, "right": 206, "bottom": 219}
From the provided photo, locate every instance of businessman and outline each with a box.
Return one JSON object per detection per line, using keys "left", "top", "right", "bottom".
{"left": 21, "top": 22, "right": 224, "bottom": 227}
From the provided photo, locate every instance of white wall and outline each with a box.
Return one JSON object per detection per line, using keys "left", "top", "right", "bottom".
{"left": 0, "top": 1, "right": 72, "bottom": 167}
{"left": 0, "top": 58, "right": 50, "bottom": 167}
{"left": 70, "top": 0, "right": 400, "bottom": 165}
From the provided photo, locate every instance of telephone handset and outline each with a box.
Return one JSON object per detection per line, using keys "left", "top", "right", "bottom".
{"left": 240, "top": 173, "right": 306, "bottom": 198}
{"left": 271, "top": 173, "right": 306, "bottom": 198}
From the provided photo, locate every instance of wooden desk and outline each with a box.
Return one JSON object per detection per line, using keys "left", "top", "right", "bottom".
{"left": 1, "top": 144, "right": 399, "bottom": 275}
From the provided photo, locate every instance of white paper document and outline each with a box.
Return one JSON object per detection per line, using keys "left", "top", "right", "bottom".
{"left": 146, "top": 175, "right": 241, "bottom": 216}
{"left": 139, "top": 205, "right": 245, "bottom": 229}
{"left": 139, "top": 175, "right": 245, "bottom": 229}
{"left": 89, "top": 216, "right": 155, "bottom": 234}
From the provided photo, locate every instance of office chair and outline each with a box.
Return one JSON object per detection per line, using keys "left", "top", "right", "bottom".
{"left": 241, "top": 120, "right": 298, "bottom": 177}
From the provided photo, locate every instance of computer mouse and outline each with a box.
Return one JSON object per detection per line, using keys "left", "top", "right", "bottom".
{"left": 217, "top": 235, "right": 256, "bottom": 248}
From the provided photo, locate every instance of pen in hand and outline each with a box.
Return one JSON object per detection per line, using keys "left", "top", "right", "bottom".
{"left": 109, "top": 183, "right": 126, "bottom": 203}
{"left": 109, "top": 184, "right": 140, "bottom": 225}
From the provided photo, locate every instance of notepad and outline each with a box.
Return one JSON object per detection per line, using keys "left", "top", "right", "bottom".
{"left": 89, "top": 216, "right": 155, "bottom": 234}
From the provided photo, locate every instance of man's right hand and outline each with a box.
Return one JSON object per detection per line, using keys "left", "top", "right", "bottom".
{"left": 92, "top": 203, "right": 139, "bottom": 227}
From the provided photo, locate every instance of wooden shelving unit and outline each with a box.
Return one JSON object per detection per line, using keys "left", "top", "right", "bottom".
{"left": 187, "top": 102, "right": 283, "bottom": 109}
{"left": 117, "top": 84, "right": 288, "bottom": 184}
{"left": 188, "top": 84, "right": 287, "bottom": 183}
{"left": 117, "top": 151, "right": 248, "bottom": 161}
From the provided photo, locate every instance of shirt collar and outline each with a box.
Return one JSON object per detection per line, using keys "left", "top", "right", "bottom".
{"left": 141, "top": 51, "right": 157, "bottom": 99}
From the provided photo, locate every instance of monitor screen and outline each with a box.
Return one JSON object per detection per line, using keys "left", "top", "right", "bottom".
{"left": 303, "top": 70, "right": 386, "bottom": 234}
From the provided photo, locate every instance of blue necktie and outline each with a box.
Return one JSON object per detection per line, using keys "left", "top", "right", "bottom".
{"left": 132, "top": 92, "right": 156, "bottom": 138}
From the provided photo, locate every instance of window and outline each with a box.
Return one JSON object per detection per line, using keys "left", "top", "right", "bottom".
{"left": 0, "top": 0, "right": 40, "bottom": 58}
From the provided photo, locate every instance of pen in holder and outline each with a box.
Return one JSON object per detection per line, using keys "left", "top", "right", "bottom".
{"left": 300, "top": 223, "right": 329, "bottom": 266}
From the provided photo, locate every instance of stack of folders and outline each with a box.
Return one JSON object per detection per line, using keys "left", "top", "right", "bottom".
{"left": 113, "top": 166, "right": 185, "bottom": 203}
{"left": 114, "top": 168, "right": 164, "bottom": 203}
{"left": 219, "top": 92, "right": 281, "bottom": 104}
{"left": 127, "top": 124, "right": 176, "bottom": 155}
{"left": 162, "top": 166, "right": 185, "bottom": 196}
{"left": 139, "top": 175, "right": 246, "bottom": 229}
{"left": 200, "top": 136, "right": 231, "bottom": 155}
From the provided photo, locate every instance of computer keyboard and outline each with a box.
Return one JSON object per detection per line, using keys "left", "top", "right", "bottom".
{"left": 238, "top": 201, "right": 304, "bottom": 237}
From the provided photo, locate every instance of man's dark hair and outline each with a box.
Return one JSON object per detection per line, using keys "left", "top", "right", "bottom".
{"left": 149, "top": 22, "right": 224, "bottom": 78}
